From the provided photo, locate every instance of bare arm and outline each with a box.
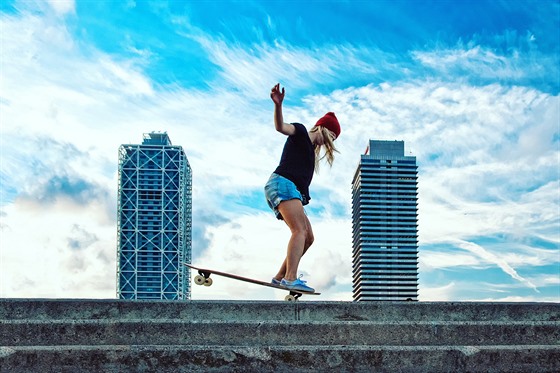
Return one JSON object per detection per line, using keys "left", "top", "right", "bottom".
{"left": 270, "top": 83, "right": 296, "bottom": 136}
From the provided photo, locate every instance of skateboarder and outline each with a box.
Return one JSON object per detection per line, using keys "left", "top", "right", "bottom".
{"left": 265, "top": 83, "right": 341, "bottom": 293}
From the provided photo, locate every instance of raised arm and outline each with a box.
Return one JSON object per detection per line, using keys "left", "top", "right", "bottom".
{"left": 270, "top": 83, "right": 296, "bottom": 136}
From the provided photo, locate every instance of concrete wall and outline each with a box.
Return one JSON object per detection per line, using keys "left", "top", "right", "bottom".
{"left": 1, "top": 299, "right": 559, "bottom": 372}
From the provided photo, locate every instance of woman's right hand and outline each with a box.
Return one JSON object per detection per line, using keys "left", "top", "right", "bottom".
{"left": 270, "top": 83, "right": 285, "bottom": 106}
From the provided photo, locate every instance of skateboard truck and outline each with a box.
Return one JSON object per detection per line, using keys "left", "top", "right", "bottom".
{"left": 286, "top": 292, "right": 303, "bottom": 302}
{"left": 194, "top": 270, "right": 213, "bottom": 287}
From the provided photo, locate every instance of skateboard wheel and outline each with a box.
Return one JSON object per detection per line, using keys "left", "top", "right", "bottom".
{"left": 203, "top": 277, "right": 213, "bottom": 287}
{"left": 284, "top": 294, "right": 297, "bottom": 302}
{"left": 194, "top": 275, "right": 205, "bottom": 286}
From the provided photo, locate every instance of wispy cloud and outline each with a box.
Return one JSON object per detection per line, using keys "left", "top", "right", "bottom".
{"left": 412, "top": 38, "right": 559, "bottom": 93}
{"left": 188, "top": 35, "right": 389, "bottom": 100}
{"left": 453, "top": 239, "right": 539, "bottom": 292}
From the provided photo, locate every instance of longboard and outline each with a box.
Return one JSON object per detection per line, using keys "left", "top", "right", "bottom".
{"left": 184, "top": 263, "right": 320, "bottom": 301}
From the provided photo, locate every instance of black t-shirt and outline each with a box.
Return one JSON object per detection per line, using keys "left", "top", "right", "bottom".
{"left": 273, "top": 123, "right": 315, "bottom": 204}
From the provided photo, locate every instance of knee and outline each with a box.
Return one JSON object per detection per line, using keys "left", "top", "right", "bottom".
{"left": 291, "top": 225, "right": 313, "bottom": 245}
{"left": 291, "top": 226, "right": 308, "bottom": 241}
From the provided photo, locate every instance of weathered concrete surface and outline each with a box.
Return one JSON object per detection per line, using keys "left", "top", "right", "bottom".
{"left": 1, "top": 299, "right": 559, "bottom": 372}
{"left": 2, "top": 320, "right": 558, "bottom": 347}
{"left": 1, "top": 299, "right": 558, "bottom": 322}
{"left": 2, "top": 345, "right": 559, "bottom": 373}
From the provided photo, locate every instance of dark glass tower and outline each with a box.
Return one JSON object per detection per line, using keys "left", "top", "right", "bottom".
{"left": 117, "top": 132, "right": 192, "bottom": 299}
{"left": 351, "top": 140, "right": 418, "bottom": 301}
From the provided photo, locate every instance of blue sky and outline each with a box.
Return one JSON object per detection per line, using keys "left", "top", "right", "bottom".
{"left": 1, "top": 0, "right": 559, "bottom": 301}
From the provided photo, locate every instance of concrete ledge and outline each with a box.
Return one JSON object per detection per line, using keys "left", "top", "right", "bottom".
{"left": 1, "top": 345, "right": 559, "bottom": 373}
{"left": 1, "top": 299, "right": 559, "bottom": 322}
{"left": 2, "top": 319, "right": 559, "bottom": 347}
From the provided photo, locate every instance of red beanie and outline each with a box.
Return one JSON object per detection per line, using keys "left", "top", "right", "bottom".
{"left": 314, "top": 112, "right": 341, "bottom": 139}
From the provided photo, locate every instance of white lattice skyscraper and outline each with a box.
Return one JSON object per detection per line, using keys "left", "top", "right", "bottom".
{"left": 117, "top": 132, "right": 192, "bottom": 300}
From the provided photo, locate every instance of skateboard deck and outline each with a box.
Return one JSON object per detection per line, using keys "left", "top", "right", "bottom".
{"left": 184, "top": 263, "right": 320, "bottom": 301}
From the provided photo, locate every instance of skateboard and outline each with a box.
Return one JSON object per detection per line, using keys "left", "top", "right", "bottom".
{"left": 184, "top": 263, "right": 320, "bottom": 301}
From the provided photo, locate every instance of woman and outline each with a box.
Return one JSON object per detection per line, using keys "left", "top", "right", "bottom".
{"left": 265, "top": 83, "right": 340, "bottom": 292}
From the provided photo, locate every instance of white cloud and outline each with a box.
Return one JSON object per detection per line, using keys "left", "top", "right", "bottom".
{"left": 419, "top": 251, "right": 481, "bottom": 272}
{"left": 482, "top": 275, "right": 560, "bottom": 292}
{"left": 413, "top": 45, "right": 512, "bottom": 76}
{"left": 46, "top": 0, "right": 75, "bottom": 16}
{"left": 1, "top": 198, "right": 116, "bottom": 298}
{"left": 411, "top": 37, "right": 558, "bottom": 87}
{"left": 453, "top": 239, "right": 539, "bottom": 292}
{"left": 186, "top": 32, "right": 386, "bottom": 100}
{"left": 419, "top": 282, "right": 456, "bottom": 301}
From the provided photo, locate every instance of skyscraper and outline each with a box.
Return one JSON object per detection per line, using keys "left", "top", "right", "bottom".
{"left": 351, "top": 140, "right": 418, "bottom": 301}
{"left": 117, "top": 132, "right": 192, "bottom": 300}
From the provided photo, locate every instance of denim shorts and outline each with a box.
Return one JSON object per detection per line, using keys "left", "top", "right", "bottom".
{"left": 264, "top": 173, "right": 305, "bottom": 220}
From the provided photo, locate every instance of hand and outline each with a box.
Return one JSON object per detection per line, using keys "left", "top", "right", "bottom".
{"left": 270, "top": 83, "right": 285, "bottom": 106}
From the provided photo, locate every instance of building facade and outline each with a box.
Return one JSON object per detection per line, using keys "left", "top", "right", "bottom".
{"left": 117, "top": 132, "right": 192, "bottom": 300}
{"left": 351, "top": 140, "right": 418, "bottom": 301}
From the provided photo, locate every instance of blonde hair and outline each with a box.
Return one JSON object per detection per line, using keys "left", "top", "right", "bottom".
{"left": 310, "top": 126, "right": 339, "bottom": 173}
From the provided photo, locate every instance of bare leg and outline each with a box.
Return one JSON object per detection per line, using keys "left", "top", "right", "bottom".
{"left": 273, "top": 233, "right": 314, "bottom": 281}
{"left": 273, "top": 199, "right": 314, "bottom": 281}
